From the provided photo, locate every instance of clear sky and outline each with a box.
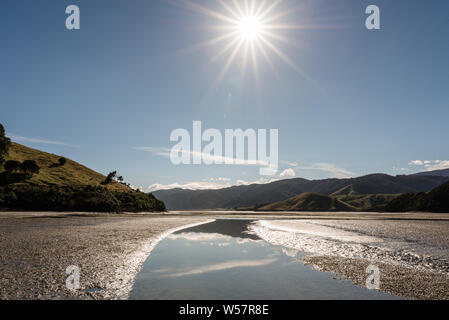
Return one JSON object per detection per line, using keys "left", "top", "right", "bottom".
{"left": 1, "top": 0, "right": 448, "bottom": 191}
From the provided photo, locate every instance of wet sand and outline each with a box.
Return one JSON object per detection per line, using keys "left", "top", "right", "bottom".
{"left": 0, "top": 212, "right": 211, "bottom": 299}
{"left": 250, "top": 219, "right": 449, "bottom": 300}
{"left": 1, "top": 211, "right": 448, "bottom": 300}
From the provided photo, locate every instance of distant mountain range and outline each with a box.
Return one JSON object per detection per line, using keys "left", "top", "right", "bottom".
{"left": 412, "top": 168, "right": 449, "bottom": 177}
{"left": 256, "top": 192, "right": 357, "bottom": 212}
{"left": 154, "top": 169, "right": 449, "bottom": 210}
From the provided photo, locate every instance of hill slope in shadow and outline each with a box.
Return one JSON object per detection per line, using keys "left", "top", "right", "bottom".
{"left": 256, "top": 192, "right": 357, "bottom": 212}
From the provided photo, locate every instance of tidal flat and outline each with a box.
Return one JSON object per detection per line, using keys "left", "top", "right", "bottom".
{"left": 0, "top": 211, "right": 448, "bottom": 300}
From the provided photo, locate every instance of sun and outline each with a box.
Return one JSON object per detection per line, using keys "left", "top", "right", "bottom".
{"left": 237, "top": 15, "right": 263, "bottom": 41}
{"left": 181, "top": 0, "right": 310, "bottom": 91}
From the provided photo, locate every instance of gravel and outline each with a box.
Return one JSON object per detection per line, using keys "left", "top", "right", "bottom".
{"left": 250, "top": 218, "right": 449, "bottom": 300}
{"left": 0, "top": 212, "right": 210, "bottom": 300}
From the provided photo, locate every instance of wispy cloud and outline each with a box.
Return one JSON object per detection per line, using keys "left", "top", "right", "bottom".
{"left": 158, "top": 258, "right": 277, "bottom": 277}
{"left": 8, "top": 134, "right": 79, "bottom": 147}
{"left": 303, "top": 163, "right": 356, "bottom": 178}
{"left": 280, "top": 160, "right": 300, "bottom": 167}
{"left": 409, "top": 160, "right": 449, "bottom": 171}
{"left": 134, "top": 146, "right": 270, "bottom": 167}
{"left": 204, "top": 177, "right": 232, "bottom": 182}
{"left": 282, "top": 161, "right": 355, "bottom": 178}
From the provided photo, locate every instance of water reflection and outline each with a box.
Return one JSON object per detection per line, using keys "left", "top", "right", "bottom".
{"left": 129, "top": 219, "right": 400, "bottom": 300}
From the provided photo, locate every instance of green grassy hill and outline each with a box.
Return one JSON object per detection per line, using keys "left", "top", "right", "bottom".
{"left": 1, "top": 143, "right": 128, "bottom": 191}
{"left": 333, "top": 194, "right": 400, "bottom": 211}
{"left": 256, "top": 192, "right": 357, "bottom": 212}
{"left": 0, "top": 143, "right": 165, "bottom": 212}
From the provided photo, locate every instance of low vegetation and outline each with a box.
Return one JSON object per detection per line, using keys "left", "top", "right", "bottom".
{"left": 386, "top": 181, "right": 449, "bottom": 213}
{"left": 0, "top": 124, "right": 11, "bottom": 165}
{"left": 256, "top": 192, "right": 357, "bottom": 212}
{"left": 333, "top": 194, "right": 399, "bottom": 211}
{"left": 0, "top": 185, "right": 165, "bottom": 213}
{"left": 0, "top": 123, "right": 165, "bottom": 212}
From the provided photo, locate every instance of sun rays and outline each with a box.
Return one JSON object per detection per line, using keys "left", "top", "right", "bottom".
{"left": 180, "top": 0, "right": 309, "bottom": 91}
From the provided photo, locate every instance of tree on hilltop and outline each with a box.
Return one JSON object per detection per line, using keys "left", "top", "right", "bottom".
{"left": 21, "top": 160, "right": 40, "bottom": 177}
{"left": 0, "top": 123, "right": 11, "bottom": 164}
{"left": 4, "top": 160, "right": 21, "bottom": 173}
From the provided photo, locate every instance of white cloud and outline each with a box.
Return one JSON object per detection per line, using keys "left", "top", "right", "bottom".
{"left": 8, "top": 133, "right": 79, "bottom": 147}
{"left": 168, "top": 232, "right": 231, "bottom": 242}
{"left": 149, "top": 177, "right": 280, "bottom": 192}
{"left": 237, "top": 177, "right": 279, "bottom": 186}
{"left": 424, "top": 160, "right": 449, "bottom": 171}
{"left": 236, "top": 179, "right": 250, "bottom": 186}
{"left": 408, "top": 160, "right": 449, "bottom": 172}
{"left": 148, "top": 181, "right": 232, "bottom": 192}
{"left": 280, "top": 168, "right": 296, "bottom": 177}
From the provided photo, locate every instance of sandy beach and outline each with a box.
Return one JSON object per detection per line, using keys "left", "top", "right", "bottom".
{"left": 0, "top": 212, "right": 211, "bottom": 299}
{"left": 250, "top": 218, "right": 449, "bottom": 300}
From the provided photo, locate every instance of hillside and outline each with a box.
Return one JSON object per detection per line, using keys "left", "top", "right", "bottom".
{"left": 386, "top": 181, "right": 449, "bottom": 213}
{"left": 154, "top": 173, "right": 449, "bottom": 210}
{"left": 333, "top": 194, "right": 400, "bottom": 211}
{"left": 256, "top": 192, "right": 357, "bottom": 212}
{"left": 413, "top": 168, "right": 449, "bottom": 177}
{"left": 0, "top": 142, "right": 165, "bottom": 212}
{"left": 1, "top": 143, "right": 128, "bottom": 191}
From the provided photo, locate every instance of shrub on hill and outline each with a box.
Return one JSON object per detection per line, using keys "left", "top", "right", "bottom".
{"left": 0, "top": 124, "right": 11, "bottom": 164}
{"left": 4, "top": 160, "right": 22, "bottom": 173}
{"left": 0, "top": 185, "right": 166, "bottom": 213}
{"left": 21, "top": 160, "right": 40, "bottom": 177}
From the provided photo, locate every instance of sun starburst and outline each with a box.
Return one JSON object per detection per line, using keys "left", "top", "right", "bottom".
{"left": 181, "top": 0, "right": 308, "bottom": 91}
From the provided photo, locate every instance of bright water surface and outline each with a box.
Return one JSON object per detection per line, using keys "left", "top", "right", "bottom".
{"left": 130, "top": 219, "right": 401, "bottom": 300}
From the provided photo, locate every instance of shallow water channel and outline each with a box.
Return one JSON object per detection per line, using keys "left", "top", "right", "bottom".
{"left": 129, "top": 219, "right": 400, "bottom": 300}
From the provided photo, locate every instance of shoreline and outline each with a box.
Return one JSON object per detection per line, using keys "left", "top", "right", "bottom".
{"left": 250, "top": 219, "right": 449, "bottom": 300}
{"left": 0, "top": 212, "right": 212, "bottom": 299}
{"left": 1, "top": 211, "right": 448, "bottom": 300}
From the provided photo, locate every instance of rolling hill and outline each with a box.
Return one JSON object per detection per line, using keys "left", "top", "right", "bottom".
{"left": 2, "top": 143, "right": 129, "bottom": 191}
{"left": 256, "top": 192, "right": 357, "bottom": 212}
{"left": 332, "top": 193, "right": 399, "bottom": 211}
{"left": 0, "top": 142, "right": 165, "bottom": 212}
{"left": 386, "top": 181, "right": 449, "bottom": 213}
{"left": 154, "top": 173, "right": 449, "bottom": 210}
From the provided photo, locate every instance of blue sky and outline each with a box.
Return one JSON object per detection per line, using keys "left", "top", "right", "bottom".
{"left": 1, "top": 0, "right": 448, "bottom": 191}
